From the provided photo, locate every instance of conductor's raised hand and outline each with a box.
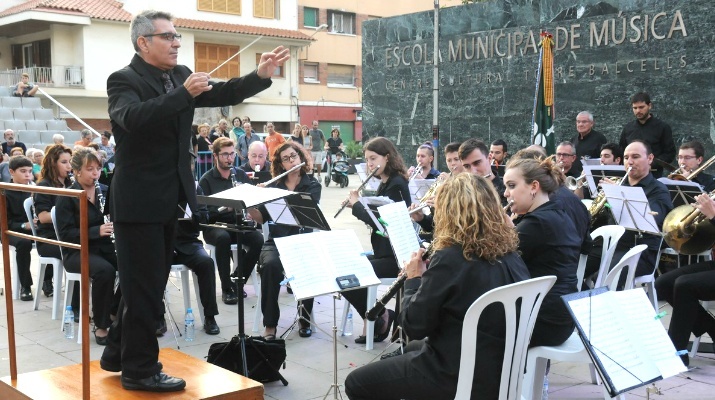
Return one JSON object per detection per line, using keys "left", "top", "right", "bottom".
{"left": 257, "top": 46, "right": 291, "bottom": 79}
{"left": 183, "top": 72, "right": 213, "bottom": 97}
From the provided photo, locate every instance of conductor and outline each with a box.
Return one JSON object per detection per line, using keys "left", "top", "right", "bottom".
{"left": 100, "top": 10, "right": 288, "bottom": 392}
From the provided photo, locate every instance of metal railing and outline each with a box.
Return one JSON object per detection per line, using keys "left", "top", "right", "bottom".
{"left": 0, "top": 66, "right": 85, "bottom": 89}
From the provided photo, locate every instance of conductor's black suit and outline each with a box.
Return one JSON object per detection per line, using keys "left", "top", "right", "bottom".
{"left": 101, "top": 53, "right": 271, "bottom": 379}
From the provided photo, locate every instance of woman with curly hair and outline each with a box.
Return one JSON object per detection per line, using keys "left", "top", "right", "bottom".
{"left": 345, "top": 173, "right": 530, "bottom": 400}
{"left": 504, "top": 155, "right": 580, "bottom": 347}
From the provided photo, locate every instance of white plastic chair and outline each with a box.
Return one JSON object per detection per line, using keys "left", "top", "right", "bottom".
{"left": 576, "top": 225, "right": 625, "bottom": 291}
{"left": 454, "top": 275, "right": 556, "bottom": 400}
{"left": 24, "top": 197, "right": 63, "bottom": 319}
{"left": 51, "top": 206, "right": 84, "bottom": 344}
{"left": 168, "top": 264, "right": 204, "bottom": 325}
{"left": 522, "top": 245, "right": 647, "bottom": 400}
{"left": 339, "top": 277, "right": 397, "bottom": 350}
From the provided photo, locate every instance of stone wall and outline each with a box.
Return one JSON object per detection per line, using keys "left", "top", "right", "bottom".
{"left": 362, "top": 0, "right": 714, "bottom": 169}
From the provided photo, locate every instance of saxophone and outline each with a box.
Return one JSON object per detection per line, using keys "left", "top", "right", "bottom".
{"left": 588, "top": 167, "right": 631, "bottom": 224}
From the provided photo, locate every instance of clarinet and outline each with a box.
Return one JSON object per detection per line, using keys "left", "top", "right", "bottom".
{"left": 365, "top": 243, "right": 432, "bottom": 321}
{"left": 95, "top": 179, "right": 113, "bottom": 240}
{"left": 68, "top": 171, "right": 76, "bottom": 184}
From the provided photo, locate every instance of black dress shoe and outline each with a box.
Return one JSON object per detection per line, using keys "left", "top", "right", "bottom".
{"left": 121, "top": 372, "right": 186, "bottom": 392}
{"left": 204, "top": 316, "right": 220, "bottom": 335}
{"left": 222, "top": 289, "right": 238, "bottom": 305}
{"left": 381, "top": 346, "right": 405, "bottom": 360}
{"left": 94, "top": 330, "right": 108, "bottom": 346}
{"left": 20, "top": 286, "right": 33, "bottom": 301}
{"left": 355, "top": 311, "right": 387, "bottom": 344}
{"left": 298, "top": 321, "right": 312, "bottom": 338}
{"left": 42, "top": 280, "right": 53, "bottom": 297}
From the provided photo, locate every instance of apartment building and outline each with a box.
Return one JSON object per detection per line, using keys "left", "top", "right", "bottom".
{"left": 296, "top": 0, "right": 460, "bottom": 142}
{"left": 0, "top": 0, "right": 312, "bottom": 133}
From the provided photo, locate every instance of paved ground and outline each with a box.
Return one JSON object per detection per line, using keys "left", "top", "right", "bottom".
{"left": 0, "top": 174, "right": 714, "bottom": 399}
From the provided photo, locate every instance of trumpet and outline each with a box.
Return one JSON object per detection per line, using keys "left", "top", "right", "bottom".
{"left": 409, "top": 165, "right": 423, "bottom": 181}
{"left": 408, "top": 170, "right": 454, "bottom": 215}
{"left": 565, "top": 173, "right": 588, "bottom": 190}
{"left": 334, "top": 165, "right": 380, "bottom": 218}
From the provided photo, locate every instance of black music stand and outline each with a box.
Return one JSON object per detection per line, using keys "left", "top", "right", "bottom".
{"left": 197, "top": 184, "right": 296, "bottom": 384}
{"left": 656, "top": 177, "right": 704, "bottom": 207}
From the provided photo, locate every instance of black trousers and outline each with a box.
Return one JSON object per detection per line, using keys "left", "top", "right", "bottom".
{"left": 35, "top": 241, "right": 59, "bottom": 281}
{"left": 173, "top": 246, "right": 219, "bottom": 317}
{"left": 342, "top": 256, "right": 399, "bottom": 319}
{"left": 654, "top": 260, "right": 715, "bottom": 351}
{"left": 101, "top": 221, "right": 174, "bottom": 380}
{"left": 203, "top": 227, "right": 263, "bottom": 292}
{"left": 64, "top": 249, "right": 120, "bottom": 330}
{"left": 529, "top": 318, "right": 575, "bottom": 348}
{"left": 6, "top": 236, "right": 32, "bottom": 288}
{"left": 345, "top": 351, "right": 455, "bottom": 400}
{"left": 258, "top": 244, "right": 313, "bottom": 328}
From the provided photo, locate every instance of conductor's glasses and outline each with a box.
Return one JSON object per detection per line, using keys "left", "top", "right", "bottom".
{"left": 144, "top": 32, "right": 182, "bottom": 42}
{"left": 281, "top": 153, "right": 299, "bottom": 163}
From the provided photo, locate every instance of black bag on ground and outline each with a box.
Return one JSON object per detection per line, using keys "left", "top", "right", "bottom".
{"left": 207, "top": 335, "right": 287, "bottom": 384}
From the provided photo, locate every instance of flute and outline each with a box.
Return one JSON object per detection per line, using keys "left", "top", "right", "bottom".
{"left": 334, "top": 165, "right": 380, "bottom": 218}
{"left": 264, "top": 162, "right": 305, "bottom": 186}
{"left": 366, "top": 243, "right": 432, "bottom": 321}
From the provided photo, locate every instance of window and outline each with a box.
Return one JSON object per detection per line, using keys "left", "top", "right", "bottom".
{"left": 328, "top": 11, "right": 355, "bottom": 35}
{"left": 303, "top": 62, "right": 318, "bottom": 83}
{"left": 195, "top": 43, "right": 240, "bottom": 80}
{"left": 254, "top": 0, "right": 277, "bottom": 19}
{"left": 256, "top": 53, "right": 284, "bottom": 78}
{"left": 327, "top": 64, "right": 355, "bottom": 87}
{"left": 197, "top": 0, "right": 241, "bottom": 15}
{"left": 11, "top": 40, "right": 51, "bottom": 69}
{"left": 303, "top": 7, "right": 318, "bottom": 28}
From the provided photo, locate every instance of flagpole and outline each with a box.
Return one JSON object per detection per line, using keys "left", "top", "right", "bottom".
{"left": 432, "top": 0, "right": 440, "bottom": 169}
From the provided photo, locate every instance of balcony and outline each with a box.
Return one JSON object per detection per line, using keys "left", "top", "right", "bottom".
{"left": 0, "top": 66, "right": 84, "bottom": 89}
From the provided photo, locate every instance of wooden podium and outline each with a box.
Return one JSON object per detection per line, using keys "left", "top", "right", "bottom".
{"left": 0, "top": 348, "right": 264, "bottom": 399}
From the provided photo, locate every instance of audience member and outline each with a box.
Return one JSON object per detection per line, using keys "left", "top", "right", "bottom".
{"left": 14, "top": 72, "right": 39, "bottom": 97}
{"left": 264, "top": 122, "right": 285, "bottom": 157}
{"left": 74, "top": 129, "right": 94, "bottom": 147}
{"left": 2, "top": 129, "right": 27, "bottom": 155}
{"left": 237, "top": 121, "right": 260, "bottom": 164}
{"left": 99, "top": 131, "right": 115, "bottom": 159}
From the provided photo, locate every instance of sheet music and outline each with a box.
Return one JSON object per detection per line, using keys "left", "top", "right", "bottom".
{"left": 264, "top": 199, "right": 299, "bottom": 226}
{"left": 583, "top": 165, "right": 626, "bottom": 195}
{"left": 601, "top": 185, "right": 660, "bottom": 235}
{"left": 208, "top": 184, "right": 294, "bottom": 208}
{"left": 377, "top": 202, "right": 421, "bottom": 268}
{"left": 359, "top": 196, "right": 394, "bottom": 234}
{"left": 274, "top": 230, "right": 380, "bottom": 300}
{"left": 408, "top": 179, "right": 435, "bottom": 203}
{"left": 569, "top": 293, "right": 662, "bottom": 392}
{"left": 355, "top": 163, "right": 381, "bottom": 192}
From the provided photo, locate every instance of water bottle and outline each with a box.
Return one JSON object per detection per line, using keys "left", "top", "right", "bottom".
{"left": 344, "top": 310, "right": 353, "bottom": 336}
{"left": 63, "top": 306, "right": 74, "bottom": 339}
{"left": 184, "top": 308, "right": 195, "bottom": 342}
{"left": 541, "top": 374, "right": 549, "bottom": 400}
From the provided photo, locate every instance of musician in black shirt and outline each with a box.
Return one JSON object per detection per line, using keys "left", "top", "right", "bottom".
{"left": 247, "top": 142, "right": 321, "bottom": 339}
{"left": 676, "top": 141, "right": 715, "bottom": 192}
{"left": 199, "top": 137, "right": 264, "bottom": 304}
{"left": 3, "top": 156, "right": 35, "bottom": 301}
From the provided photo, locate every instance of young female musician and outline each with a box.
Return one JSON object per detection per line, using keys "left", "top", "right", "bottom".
{"left": 345, "top": 173, "right": 530, "bottom": 400}
{"left": 504, "top": 156, "right": 580, "bottom": 347}
{"left": 344, "top": 137, "right": 411, "bottom": 344}
{"left": 33, "top": 144, "right": 73, "bottom": 297}
{"left": 55, "top": 148, "right": 120, "bottom": 345}
{"left": 408, "top": 142, "right": 440, "bottom": 179}
{"left": 248, "top": 142, "right": 321, "bottom": 339}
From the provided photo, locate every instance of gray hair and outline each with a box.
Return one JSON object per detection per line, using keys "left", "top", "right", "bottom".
{"left": 130, "top": 10, "right": 173, "bottom": 52}
{"left": 52, "top": 133, "right": 65, "bottom": 144}
{"left": 577, "top": 111, "right": 594, "bottom": 122}
{"left": 557, "top": 141, "right": 575, "bottom": 154}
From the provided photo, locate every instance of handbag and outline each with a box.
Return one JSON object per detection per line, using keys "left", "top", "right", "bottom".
{"left": 207, "top": 335, "right": 288, "bottom": 384}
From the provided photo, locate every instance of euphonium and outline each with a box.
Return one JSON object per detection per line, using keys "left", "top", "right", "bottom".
{"left": 662, "top": 190, "right": 715, "bottom": 254}
{"left": 668, "top": 155, "right": 715, "bottom": 182}
{"left": 588, "top": 167, "right": 631, "bottom": 224}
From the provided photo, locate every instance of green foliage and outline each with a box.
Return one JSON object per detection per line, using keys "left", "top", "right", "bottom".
{"left": 345, "top": 141, "right": 363, "bottom": 159}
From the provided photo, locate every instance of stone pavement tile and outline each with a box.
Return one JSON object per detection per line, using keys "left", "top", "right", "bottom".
{"left": 0, "top": 343, "right": 75, "bottom": 374}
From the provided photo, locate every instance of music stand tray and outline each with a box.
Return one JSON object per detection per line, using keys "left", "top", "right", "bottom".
{"left": 657, "top": 178, "right": 704, "bottom": 207}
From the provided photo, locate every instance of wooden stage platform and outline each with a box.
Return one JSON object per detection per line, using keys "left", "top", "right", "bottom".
{"left": 0, "top": 348, "right": 263, "bottom": 399}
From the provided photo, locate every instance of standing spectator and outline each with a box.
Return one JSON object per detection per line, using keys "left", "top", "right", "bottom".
{"left": 264, "top": 122, "right": 285, "bottom": 157}
{"left": 74, "top": 129, "right": 95, "bottom": 147}
{"left": 209, "top": 119, "right": 230, "bottom": 142}
{"left": 99, "top": 131, "right": 116, "bottom": 160}
{"left": 14, "top": 72, "right": 39, "bottom": 97}
{"left": 230, "top": 116, "right": 243, "bottom": 144}
{"left": 299, "top": 125, "right": 312, "bottom": 150}
{"left": 2, "top": 129, "right": 27, "bottom": 155}
{"left": 309, "top": 120, "right": 326, "bottom": 178}
{"left": 290, "top": 123, "right": 302, "bottom": 142}
{"left": 237, "top": 121, "right": 260, "bottom": 164}
{"left": 196, "top": 123, "right": 213, "bottom": 176}
{"left": 572, "top": 111, "right": 607, "bottom": 160}
{"left": 619, "top": 92, "right": 675, "bottom": 177}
